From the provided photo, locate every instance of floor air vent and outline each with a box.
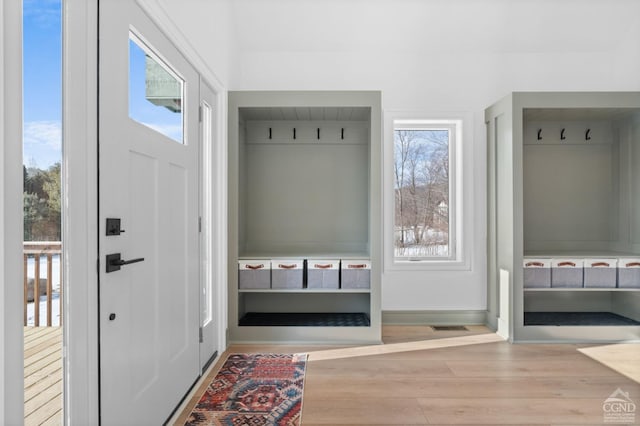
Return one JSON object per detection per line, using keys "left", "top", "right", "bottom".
{"left": 432, "top": 325, "right": 468, "bottom": 331}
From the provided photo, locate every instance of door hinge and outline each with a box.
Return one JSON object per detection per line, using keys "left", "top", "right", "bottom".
{"left": 199, "top": 327, "right": 203, "bottom": 343}
{"left": 199, "top": 216, "right": 202, "bottom": 233}
{"left": 198, "top": 106, "right": 202, "bottom": 123}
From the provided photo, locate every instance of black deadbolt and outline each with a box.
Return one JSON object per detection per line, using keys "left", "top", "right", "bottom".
{"left": 106, "top": 218, "right": 125, "bottom": 236}
{"left": 109, "top": 313, "right": 116, "bottom": 321}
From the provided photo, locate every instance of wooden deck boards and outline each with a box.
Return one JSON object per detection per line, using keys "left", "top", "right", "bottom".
{"left": 24, "top": 327, "right": 62, "bottom": 426}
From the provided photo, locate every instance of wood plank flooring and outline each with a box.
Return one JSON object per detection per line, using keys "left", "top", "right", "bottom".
{"left": 172, "top": 325, "right": 640, "bottom": 425}
{"left": 579, "top": 343, "right": 640, "bottom": 383}
{"left": 24, "top": 327, "right": 63, "bottom": 426}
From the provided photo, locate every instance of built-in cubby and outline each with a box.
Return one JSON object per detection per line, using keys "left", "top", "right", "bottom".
{"left": 486, "top": 92, "right": 640, "bottom": 342}
{"left": 228, "top": 91, "right": 382, "bottom": 343}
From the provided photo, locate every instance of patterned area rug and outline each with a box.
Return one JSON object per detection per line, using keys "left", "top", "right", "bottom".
{"left": 185, "top": 353, "right": 307, "bottom": 426}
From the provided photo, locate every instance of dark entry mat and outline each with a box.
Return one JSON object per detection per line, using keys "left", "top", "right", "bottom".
{"left": 524, "top": 312, "right": 640, "bottom": 326}
{"left": 239, "top": 312, "right": 370, "bottom": 327}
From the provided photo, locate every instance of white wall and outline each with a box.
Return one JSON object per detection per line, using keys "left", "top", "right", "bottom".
{"left": 226, "top": 0, "right": 640, "bottom": 311}
{"left": 141, "top": 0, "right": 234, "bottom": 88}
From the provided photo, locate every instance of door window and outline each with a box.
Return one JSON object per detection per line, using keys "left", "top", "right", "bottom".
{"left": 128, "top": 32, "right": 184, "bottom": 143}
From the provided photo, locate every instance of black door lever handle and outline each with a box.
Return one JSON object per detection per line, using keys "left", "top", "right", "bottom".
{"left": 111, "top": 257, "right": 144, "bottom": 266}
{"left": 106, "top": 253, "right": 145, "bottom": 273}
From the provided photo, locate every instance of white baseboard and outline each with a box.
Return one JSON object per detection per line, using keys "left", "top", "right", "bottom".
{"left": 497, "top": 317, "right": 509, "bottom": 340}
{"left": 382, "top": 310, "right": 488, "bottom": 325}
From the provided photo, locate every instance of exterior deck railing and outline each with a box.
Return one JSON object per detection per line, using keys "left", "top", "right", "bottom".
{"left": 23, "top": 241, "right": 62, "bottom": 327}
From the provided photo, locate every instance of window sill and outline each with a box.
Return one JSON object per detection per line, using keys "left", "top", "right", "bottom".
{"left": 385, "top": 258, "right": 471, "bottom": 272}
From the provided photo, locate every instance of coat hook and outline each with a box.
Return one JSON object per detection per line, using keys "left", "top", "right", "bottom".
{"left": 561, "top": 128, "right": 566, "bottom": 140}
{"left": 537, "top": 129, "right": 542, "bottom": 141}
{"left": 317, "top": 128, "right": 320, "bottom": 140}
{"left": 585, "top": 129, "right": 591, "bottom": 141}
{"left": 293, "top": 128, "right": 296, "bottom": 140}
{"left": 341, "top": 128, "right": 345, "bottom": 140}
{"left": 269, "top": 128, "right": 272, "bottom": 139}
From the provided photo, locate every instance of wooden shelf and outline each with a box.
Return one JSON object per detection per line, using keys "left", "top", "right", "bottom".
{"left": 524, "top": 251, "right": 639, "bottom": 258}
{"left": 524, "top": 288, "right": 640, "bottom": 292}
{"left": 239, "top": 288, "right": 370, "bottom": 294}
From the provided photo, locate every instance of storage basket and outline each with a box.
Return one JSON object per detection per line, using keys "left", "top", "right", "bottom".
{"left": 618, "top": 258, "right": 640, "bottom": 289}
{"left": 307, "top": 260, "right": 340, "bottom": 289}
{"left": 341, "top": 260, "right": 371, "bottom": 289}
{"left": 523, "top": 258, "right": 551, "bottom": 288}
{"left": 583, "top": 258, "right": 617, "bottom": 288}
{"left": 551, "top": 259, "right": 584, "bottom": 288}
{"left": 271, "top": 260, "right": 304, "bottom": 289}
{"left": 238, "top": 260, "right": 271, "bottom": 289}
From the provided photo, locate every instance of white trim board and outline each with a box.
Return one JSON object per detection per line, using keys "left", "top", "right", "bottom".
{"left": 382, "top": 310, "right": 488, "bottom": 325}
{"left": 63, "top": 0, "right": 100, "bottom": 423}
{"left": 1, "top": 0, "right": 25, "bottom": 423}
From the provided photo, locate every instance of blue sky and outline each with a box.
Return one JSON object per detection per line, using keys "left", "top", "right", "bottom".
{"left": 23, "top": 0, "right": 183, "bottom": 167}
{"left": 129, "top": 39, "right": 184, "bottom": 143}
{"left": 23, "top": 0, "right": 62, "bottom": 169}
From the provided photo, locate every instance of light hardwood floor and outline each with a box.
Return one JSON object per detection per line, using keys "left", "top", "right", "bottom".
{"left": 579, "top": 343, "right": 640, "bottom": 384}
{"left": 173, "top": 326, "right": 640, "bottom": 425}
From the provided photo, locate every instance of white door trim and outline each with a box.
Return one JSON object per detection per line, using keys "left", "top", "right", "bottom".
{"left": 0, "top": 0, "right": 25, "bottom": 423}
{"left": 63, "top": 0, "right": 100, "bottom": 424}
{"left": 213, "top": 89, "right": 228, "bottom": 354}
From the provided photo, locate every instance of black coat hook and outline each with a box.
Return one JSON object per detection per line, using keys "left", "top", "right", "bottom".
{"left": 561, "top": 128, "right": 566, "bottom": 140}
{"left": 537, "top": 129, "right": 542, "bottom": 141}
{"left": 341, "top": 128, "right": 345, "bottom": 140}
{"left": 585, "top": 129, "right": 591, "bottom": 141}
{"left": 269, "top": 128, "right": 272, "bottom": 139}
{"left": 293, "top": 128, "right": 296, "bottom": 140}
{"left": 317, "top": 128, "right": 320, "bottom": 140}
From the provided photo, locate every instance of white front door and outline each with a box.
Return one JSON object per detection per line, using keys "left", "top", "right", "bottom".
{"left": 98, "top": 1, "right": 200, "bottom": 424}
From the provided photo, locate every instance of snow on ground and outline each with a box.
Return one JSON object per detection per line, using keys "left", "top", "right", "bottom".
{"left": 395, "top": 244, "right": 449, "bottom": 257}
{"left": 25, "top": 255, "right": 61, "bottom": 327}
{"left": 27, "top": 293, "right": 61, "bottom": 326}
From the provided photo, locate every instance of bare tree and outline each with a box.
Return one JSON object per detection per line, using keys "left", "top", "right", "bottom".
{"left": 394, "top": 129, "right": 449, "bottom": 256}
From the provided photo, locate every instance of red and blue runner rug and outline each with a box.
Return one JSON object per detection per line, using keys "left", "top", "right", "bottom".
{"left": 185, "top": 353, "right": 307, "bottom": 426}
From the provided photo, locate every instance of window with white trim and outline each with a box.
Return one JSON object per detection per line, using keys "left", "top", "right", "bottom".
{"left": 384, "top": 114, "right": 468, "bottom": 270}
{"left": 394, "top": 124, "right": 454, "bottom": 259}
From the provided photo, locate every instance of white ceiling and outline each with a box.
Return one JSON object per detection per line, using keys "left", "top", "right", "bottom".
{"left": 230, "top": 0, "right": 639, "bottom": 54}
